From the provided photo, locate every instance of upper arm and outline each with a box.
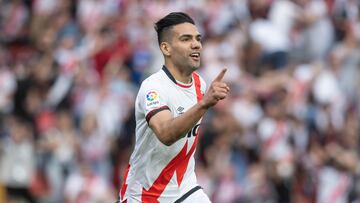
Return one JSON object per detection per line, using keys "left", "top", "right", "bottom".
{"left": 138, "top": 81, "right": 173, "bottom": 136}
{"left": 148, "top": 109, "right": 172, "bottom": 139}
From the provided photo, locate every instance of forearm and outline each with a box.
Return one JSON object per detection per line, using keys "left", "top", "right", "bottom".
{"left": 150, "top": 101, "right": 208, "bottom": 146}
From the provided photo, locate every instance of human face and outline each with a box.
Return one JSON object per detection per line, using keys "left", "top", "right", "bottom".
{"left": 168, "top": 23, "right": 202, "bottom": 72}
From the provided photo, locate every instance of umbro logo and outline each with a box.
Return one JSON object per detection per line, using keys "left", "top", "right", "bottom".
{"left": 177, "top": 106, "right": 184, "bottom": 114}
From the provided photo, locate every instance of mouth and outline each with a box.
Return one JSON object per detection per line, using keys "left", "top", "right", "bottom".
{"left": 190, "top": 52, "right": 200, "bottom": 61}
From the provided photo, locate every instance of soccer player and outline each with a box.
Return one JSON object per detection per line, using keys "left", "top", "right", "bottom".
{"left": 117, "top": 12, "right": 230, "bottom": 203}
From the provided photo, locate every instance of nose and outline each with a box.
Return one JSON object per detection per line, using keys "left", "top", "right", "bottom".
{"left": 191, "top": 39, "right": 202, "bottom": 50}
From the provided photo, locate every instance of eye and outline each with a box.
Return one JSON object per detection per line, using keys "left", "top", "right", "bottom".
{"left": 181, "top": 37, "right": 190, "bottom": 42}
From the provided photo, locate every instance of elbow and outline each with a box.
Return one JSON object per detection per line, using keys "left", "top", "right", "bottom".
{"left": 156, "top": 131, "right": 176, "bottom": 146}
{"left": 150, "top": 121, "right": 177, "bottom": 146}
{"left": 161, "top": 140, "right": 174, "bottom": 146}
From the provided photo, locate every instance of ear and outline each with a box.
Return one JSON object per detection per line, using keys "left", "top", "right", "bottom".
{"left": 160, "top": 42, "right": 171, "bottom": 57}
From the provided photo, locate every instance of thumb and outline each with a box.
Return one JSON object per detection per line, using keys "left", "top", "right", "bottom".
{"left": 213, "top": 69, "right": 227, "bottom": 82}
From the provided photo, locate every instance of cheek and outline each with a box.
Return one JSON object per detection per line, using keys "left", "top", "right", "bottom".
{"left": 172, "top": 44, "right": 187, "bottom": 55}
{"left": 172, "top": 48, "right": 187, "bottom": 60}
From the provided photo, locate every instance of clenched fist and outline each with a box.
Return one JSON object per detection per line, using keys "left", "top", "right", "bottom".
{"left": 200, "top": 69, "right": 230, "bottom": 109}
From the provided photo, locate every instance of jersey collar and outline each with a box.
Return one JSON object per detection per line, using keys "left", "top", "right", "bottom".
{"left": 162, "top": 65, "right": 192, "bottom": 88}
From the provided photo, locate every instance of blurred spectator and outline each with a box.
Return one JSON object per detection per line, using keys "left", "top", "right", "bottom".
{"left": 0, "top": 117, "right": 36, "bottom": 203}
{"left": 64, "top": 160, "right": 115, "bottom": 203}
{"left": 0, "top": 47, "right": 17, "bottom": 114}
{"left": 0, "top": 0, "right": 29, "bottom": 43}
{"left": 249, "top": 0, "right": 290, "bottom": 70}
{"left": 293, "top": 0, "right": 335, "bottom": 62}
{"left": 38, "top": 110, "right": 79, "bottom": 203}
{"left": 79, "top": 113, "right": 112, "bottom": 180}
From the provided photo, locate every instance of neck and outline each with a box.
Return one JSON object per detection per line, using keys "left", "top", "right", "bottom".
{"left": 164, "top": 61, "right": 193, "bottom": 84}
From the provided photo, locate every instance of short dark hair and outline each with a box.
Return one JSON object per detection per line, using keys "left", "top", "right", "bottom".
{"left": 154, "top": 12, "right": 195, "bottom": 45}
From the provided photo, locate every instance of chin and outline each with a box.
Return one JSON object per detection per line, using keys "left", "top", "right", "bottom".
{"left": 191, "top": 62, "right": 201, "bottom": 70}
{"left": 191, "top": 65, "right": 200, "bottom": 71}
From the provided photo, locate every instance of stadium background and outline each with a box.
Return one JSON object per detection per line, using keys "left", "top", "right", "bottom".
{"left": 0, "top": 0, "right": 360, "bottom": 202}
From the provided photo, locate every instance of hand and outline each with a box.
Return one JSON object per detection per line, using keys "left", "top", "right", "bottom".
{"left": 200, "top": 69, "right": 230, "bottom": 109}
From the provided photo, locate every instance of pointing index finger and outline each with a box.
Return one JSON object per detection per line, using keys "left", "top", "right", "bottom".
{"left": 214, "top": 69, "right": 227, "bottom": 82}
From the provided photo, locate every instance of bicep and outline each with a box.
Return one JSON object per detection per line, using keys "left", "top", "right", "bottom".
{"left": 148, "top": 109, "right": 173, "bottom": 138}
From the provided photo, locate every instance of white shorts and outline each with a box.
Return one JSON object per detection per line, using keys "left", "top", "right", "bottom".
{"left": 181, "top": 188, "right": 211, "bottom": 203}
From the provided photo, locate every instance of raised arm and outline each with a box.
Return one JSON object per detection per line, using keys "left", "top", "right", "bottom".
{"left": 149, "top": 69, "right": 230, "bottom": 146}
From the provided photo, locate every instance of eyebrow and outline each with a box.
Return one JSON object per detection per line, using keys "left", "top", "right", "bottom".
{"left": 179, "top": 34, "right": 202, "bottom": 39}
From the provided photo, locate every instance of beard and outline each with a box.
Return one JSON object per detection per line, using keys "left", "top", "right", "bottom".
{"left": 175, "top": 56, "right": 200, "bottom": 72}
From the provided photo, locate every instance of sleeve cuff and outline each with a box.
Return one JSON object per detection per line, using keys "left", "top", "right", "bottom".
{"left": 146, "top": 106, "right": 170, "bottom": 123}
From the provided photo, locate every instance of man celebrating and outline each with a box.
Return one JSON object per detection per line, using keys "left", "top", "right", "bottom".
{"left": 118, "top": 12, "right": 230, "bottom": 203}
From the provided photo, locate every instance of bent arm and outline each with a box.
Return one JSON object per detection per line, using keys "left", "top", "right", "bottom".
{"left": 149, "top": 69, "right": 230, "bottom": 146}
{"left": 149, "top": 101, "right": 208, "bottom": 146}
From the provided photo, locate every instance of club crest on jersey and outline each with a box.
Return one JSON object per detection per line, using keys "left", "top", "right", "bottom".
{"left": 145, "top": 90, "right": 160, "bottom": 109}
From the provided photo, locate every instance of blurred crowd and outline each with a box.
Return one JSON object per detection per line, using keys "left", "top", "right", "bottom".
{"left": 0, "top": 0, "right": 360, "bottom": 203}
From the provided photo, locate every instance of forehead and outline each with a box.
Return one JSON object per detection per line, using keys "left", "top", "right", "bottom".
{"left": 171, "top": 22, "right": 200, "bottom": 37}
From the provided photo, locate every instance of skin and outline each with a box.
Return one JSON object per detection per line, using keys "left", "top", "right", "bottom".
{"left": 160, "top": 22, "right": 202, "bottom": 83}
{"left": 148, "top": 22, "right": 230, "bottom": 146}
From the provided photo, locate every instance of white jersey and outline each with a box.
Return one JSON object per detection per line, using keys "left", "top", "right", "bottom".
{"left": 316, "top": 167, "right": 351, "bottom": 203}
{"left": 119, "top": 66, "right": 207, "bottom": 203}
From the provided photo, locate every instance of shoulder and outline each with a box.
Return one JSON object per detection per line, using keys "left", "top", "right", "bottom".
{"left": 139, "top": 70, "right": 166, "bottom": 91}
{"left": 138, "top": 70, "right": 170, "bottom": 100}
{"left": 142, "top": 70, "right": 164, "bottom": 85}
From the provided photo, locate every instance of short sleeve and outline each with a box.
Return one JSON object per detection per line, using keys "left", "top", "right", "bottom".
{"left": 138, "top": 82, "right": 170, "bottom": 123}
